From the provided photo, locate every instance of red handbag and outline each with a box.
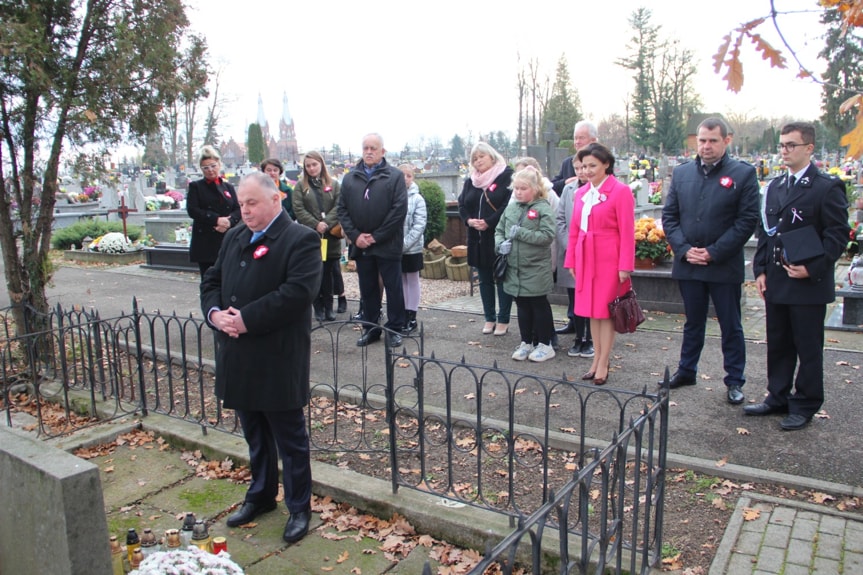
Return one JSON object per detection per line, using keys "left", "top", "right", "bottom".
{"left": 608, "top": 289, "right": 645, "bottom": 334}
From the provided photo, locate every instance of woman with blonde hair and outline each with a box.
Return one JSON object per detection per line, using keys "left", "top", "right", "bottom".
{"left": 458, "top": 142, "right": 514, "bottom": 335}
{"left": 186, "top": 145, "right": 240, "bottom": 277}
{"left": 292, "top": 150, "right": 342, "bottom": 321}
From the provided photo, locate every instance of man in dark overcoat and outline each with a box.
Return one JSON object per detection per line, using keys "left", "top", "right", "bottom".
{"left": 201, "top": 172, "right": 322, "bottom": 543}
{"left": 337, "top": 133, "right": 407, "bottom": 347}
{"left": 747, "top": 122, "right": 850, "bottom": 430}
{"left": 662, "top": 117, "right": 760, "bottom": 405}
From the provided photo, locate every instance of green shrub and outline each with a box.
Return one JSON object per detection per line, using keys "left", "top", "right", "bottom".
{"left": 51, "top": 219, "right": 142, "bottom": 250}
{"left": 418, "top": 180, "right": 446, "bottom": 247}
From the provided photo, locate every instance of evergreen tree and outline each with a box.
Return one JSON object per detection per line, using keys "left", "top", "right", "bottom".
{"left": 542, "top": 55, "right": 582, "bottom": 144}
{"left": 247, "top": 123, "right": 265, "bottom": 164}
{"left": 617, "top": 7, "right": 659, "bottom": 152}
{"left": 819, "top": 9, "right": 863, "bottom": 152}
{"left": 450, "top": 134, "right": 466, "bottom": 162}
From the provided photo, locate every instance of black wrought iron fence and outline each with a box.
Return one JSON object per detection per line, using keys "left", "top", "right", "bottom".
{"left": 0, "top": 300, "right": 667, "bottom": 573}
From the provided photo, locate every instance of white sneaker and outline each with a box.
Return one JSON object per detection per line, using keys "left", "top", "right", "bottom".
{"left": 528, "top": 343, "right": 556, "bottom": 363}
{"left": 511, "top": 342, "right": 533, "bottom": 361}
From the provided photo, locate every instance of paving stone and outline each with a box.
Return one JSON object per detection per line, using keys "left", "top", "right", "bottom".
{"left": 754, "top": 545, "right": 785, "bottom": 573}
{"left": 741, "top": 505, "right": 772, "bottom": 532}
{"left": 94, "top": 444, "right": 192, "bottom": 510}
{"left": 844, "top": 550, "right": 863, "bottom": 572}
{"left": 727, "top": 552, "right": 757, "bottom": 573}
{"left": 846, "top": 527, "right": 863, "bottom": 553}
{"left": 811, "top": 556, "right": 840, "bottom": 573}
{"left": 734, "top": 530, "right": 763, "bottom": 555}
{"left": 797, "top": 510, "right": 821, "bottom": 522}
{"left": 785, "top": 538, "right": 813, "bottom": 567}
{"left": 819, "top": 515, "right": 846, "bottom": 536}
{"left": 790, "top": 518, "right": 818, "bottom": 541}
{"left": 815, "top": 532, "right": 843, "bottom": 560}
{"left": 768, "top": 505, "right": 796, "bottom": 526}
{"left": 762, "top": 523, "right": 791, "bottom": 548}
{"left": 782, "top": 564, "right": 811, "bottom": 575}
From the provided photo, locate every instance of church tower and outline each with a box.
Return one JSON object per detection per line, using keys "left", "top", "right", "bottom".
{"left": 277, "top": 92, "right": 299, "bottom": 166}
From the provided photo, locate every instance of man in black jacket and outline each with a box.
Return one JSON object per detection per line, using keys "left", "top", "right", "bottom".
{"left": 746, "top": 122, "right": 850, "bottom": 430}
{"left": 201, "top": 172, "right": 321, "bottom": 543}
{"left": 551, "top": 120, "right": 598, "bottom": 196}
{"left": 337, "top": 133, "right": 408, "bottom": 347}
{"left": 662, "top": 117, "right": 760, "bottom": 405}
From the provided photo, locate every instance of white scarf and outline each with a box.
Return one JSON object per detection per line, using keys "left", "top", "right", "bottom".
{"left": 580, "top": 177, "right": 608, "bottom": 232}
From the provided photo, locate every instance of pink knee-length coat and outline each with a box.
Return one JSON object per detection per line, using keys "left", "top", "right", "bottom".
{"left": 564, "top": 175, "right": 635, "bottom": 318}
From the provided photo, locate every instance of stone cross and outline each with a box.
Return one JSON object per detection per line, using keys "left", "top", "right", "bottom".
{"left": 106, "top": 195, "right": 138, "bottom": 240}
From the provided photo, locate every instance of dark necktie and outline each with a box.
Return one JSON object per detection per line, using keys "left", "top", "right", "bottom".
{"left": 788, "top": 175, "right": 796, "bottom": 190}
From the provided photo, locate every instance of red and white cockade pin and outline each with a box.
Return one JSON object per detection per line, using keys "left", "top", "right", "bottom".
{"left": 488, "top": 183, "right": 497, "bottom": 192}
{"left": 527, "top": 209, "right": 538, "bottom": 219}
{"left": 224, "top": 190, "right": 231, "bottom": 198}
{"left": 719, "top": 176, "right": 733, "bottom": 188}
{"left": 253, "top": 245, "right": 269, "bottom": 259}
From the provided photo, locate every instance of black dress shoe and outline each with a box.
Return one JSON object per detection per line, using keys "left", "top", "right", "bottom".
{"left": 226, "top": 500, "right": 277, "bottom": 527}
{"left": 663, "top": 372, "right": 696, "bottom": 389}
{"left": 726, "top": 385, "right": 745, "bottom": 405}
{"left": 555, "top": 320, "right": 575, "bottom": 335}
{"left": 387, "top": 332, "right": 403, "bottom": 348}
{"left": 356, "top": 328, "right": 381, "bottom": 347}
{"left": 780, "top": 413, "right": 811, "bottom": 431}
{"left": 283, "top": 510, "right": 311, "bottom": 543}
{"left": 324, "top": 309, "right": 336, "bottom": 321}
{"left": 337, "top": 296, "right": 347, "bottom": 314}
{"left": 743, "top": 402, "right": 787, "bottom": 416}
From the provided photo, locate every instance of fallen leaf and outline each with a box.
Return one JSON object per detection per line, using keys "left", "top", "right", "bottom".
{"left": 712, "top": 497, "right": 727, "bottom": 510}
{"left": 700, "top": 374, "right": 712, "bottom": 380}
{"left": 336, "top": 551, "right": 349, "bottom": 564}
{"left": 810, "top": 492, "right": 836, "bottom": 504}
{"left": 736, "top": 427, "right": 750, "bottom": 435}
{"left": 715, "top": 456, "right": 728, "bottom": 468}
{"left": 742, "top": 508, "right": 761, "bottom": 521}
{"left": 463, "top": 393, "right": 475, "bottom": 400}
{"left": 813, "top": 411, "right": 830, "bottom": 420}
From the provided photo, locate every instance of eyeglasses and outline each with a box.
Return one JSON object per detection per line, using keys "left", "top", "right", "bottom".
{"left": 201, "top": 163, "right": 220, "bottom": 171}
{"left": 777, "top": 142, "right": 809, "bottom": 152}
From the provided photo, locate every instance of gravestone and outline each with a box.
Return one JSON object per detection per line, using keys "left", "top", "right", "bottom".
{"left": 633, "top": 178, "right": 650, "bottom": 206}
{"left": 0, "top": 427, "right": 113, "bottom": 574}
{"left": 100, "top": 184, "right": 119, "bottom": 212}
{"left": 658, "top": 156, "right": 670, "bottom": 180}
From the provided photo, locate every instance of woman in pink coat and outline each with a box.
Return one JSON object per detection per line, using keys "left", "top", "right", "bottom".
{"left": 564, "top": 144, "right": 634, "bottom": 385}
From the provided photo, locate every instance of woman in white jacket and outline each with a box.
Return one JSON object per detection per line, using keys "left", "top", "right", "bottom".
{"left": 399, "top": 164, "right": 427, "bottom": 334}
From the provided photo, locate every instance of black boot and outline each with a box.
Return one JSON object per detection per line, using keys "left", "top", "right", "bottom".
{"left": 402, "top": 310, "right": 417, "bottom": 335}
{"left": 337, "top": 296, "right": 347, "bottom": 314}
{"left": 313, "top": 299, "right": 325, "bottom": 322}
{"left": 323, "top": 297, "right": 336, "bottom": 321}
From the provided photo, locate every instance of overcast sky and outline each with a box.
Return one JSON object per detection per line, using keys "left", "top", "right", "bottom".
{"left": 185, "top": 0, "right": 827, "bottom": 155}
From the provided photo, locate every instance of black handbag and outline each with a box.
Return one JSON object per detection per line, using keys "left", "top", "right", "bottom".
{"left": 493, "top": 253, "right": 508, "bottom": 281}
{"left": 608, "top": 289, "right": 645, "bottom": 334}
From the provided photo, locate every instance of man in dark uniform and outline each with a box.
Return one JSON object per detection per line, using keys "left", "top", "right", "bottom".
{"left": 662, "top": 117, "right": 760, "bottom": 405}
{"left": 337, "top": 133, "right": 408, "bottom": 347}
{"left": 746, "top": 122, "right": 850, "bottom": 430}
{"left": 201, "top": 172, "right": 322, "bottom": 542}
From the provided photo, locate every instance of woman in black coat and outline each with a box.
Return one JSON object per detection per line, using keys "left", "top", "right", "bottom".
{"left": 458, "top": 142, "right": 514, "bottom": 336}
{"left": 186, "top": 145, "right": 241, "bottom": 277}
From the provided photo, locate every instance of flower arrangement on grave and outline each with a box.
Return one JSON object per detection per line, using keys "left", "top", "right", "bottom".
{"left": 847, "top": 221, "right": 862, "bottom": 259}
{"left": 145, "top": 198, "right": 160, "bottom": 211}
{"left": 164, "top": 189, "right": 185, "bottom": 207}
{"left": 83, "top": 186, "right": 101, "bottom": 201}
{"left": 88, "top": 232, "right": 137, "bottom": 254}
{"left": 129, "top": 547, "right": 243, "bottom": 575}
{"left": 648, "top": 181, "right": 663, "bottom": 205}
{"left": 635, "top": 217, "right": 670, "bottom": 260}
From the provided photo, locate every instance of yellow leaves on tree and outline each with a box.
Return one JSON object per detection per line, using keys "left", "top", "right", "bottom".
{"left": 713, "top": 18, "right": 785, "bottom": 94}
{"left": 716, "top": 2, "right": 863, "bottom": 159}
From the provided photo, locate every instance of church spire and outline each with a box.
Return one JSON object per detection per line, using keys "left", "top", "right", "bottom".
{"left": 281, "top": 92, "right": 292, "bottom": 125}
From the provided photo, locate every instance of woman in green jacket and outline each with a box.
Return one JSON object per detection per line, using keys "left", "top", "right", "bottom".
{"left": 292, "top": 151, "right": 342, "bottom": 321}
{"left": 495, "top": 167, "right": 556, "bottom": 363}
